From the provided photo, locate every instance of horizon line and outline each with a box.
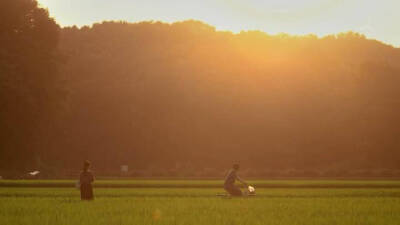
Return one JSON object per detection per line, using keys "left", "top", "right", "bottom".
{"left": 57, "top": 18, "right": 399, "bottom": 49}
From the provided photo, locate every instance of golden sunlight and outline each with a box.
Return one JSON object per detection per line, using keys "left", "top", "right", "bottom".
{"left": 37, "top": 0, "right": 400, "bottom": 46}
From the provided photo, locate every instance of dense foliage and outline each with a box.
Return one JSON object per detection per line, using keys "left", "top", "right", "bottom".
{"left": 56, "top": 21, "right": 400, "bottom": 175}
{"left": 0, "top": 0, "right": 62, "bottom": 172}
{"left": 1, "top": 0, "right": 400, "bottom": 177}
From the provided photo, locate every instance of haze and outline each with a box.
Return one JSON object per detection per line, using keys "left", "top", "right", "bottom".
{"left": 3, "top": 0, "right": 400, "bottom": 175}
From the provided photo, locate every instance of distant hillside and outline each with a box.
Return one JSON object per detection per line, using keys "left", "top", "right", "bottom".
{"left": 2, "top": 17, "right": 400, "bottom": 176}
{"left": 51, "top": 20, "right": 400, "bottom": 173}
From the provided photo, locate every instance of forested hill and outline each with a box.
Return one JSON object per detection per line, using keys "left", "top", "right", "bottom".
{"left": 56, "top": 21, "right": 400, "bottom": 174}
{"left": 2, "top": 9, "right": 400, "bottom": 176}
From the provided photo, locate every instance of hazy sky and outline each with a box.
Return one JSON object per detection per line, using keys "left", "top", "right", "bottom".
{"left": 38, "top": 0, "right": 400, "bottom": 47}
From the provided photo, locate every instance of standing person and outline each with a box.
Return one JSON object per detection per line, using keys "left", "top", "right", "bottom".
{"left": 224, "top": 164, "right": 248, "bottom": 196}
{"left": 80, "top": 160, "right": 95, "bottom": 200}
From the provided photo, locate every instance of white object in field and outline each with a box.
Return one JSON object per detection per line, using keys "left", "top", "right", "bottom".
{"left": 75, "top": 181, "right": 81, "bottom": 189}
{"left": 29, "top": 171, "right": 40, "bottom": 176}
{"left": 121, "top": 165, "right": 129, "bottom": 172}
{"left": 248, "top": 186, "right": 255, "bottom": 193}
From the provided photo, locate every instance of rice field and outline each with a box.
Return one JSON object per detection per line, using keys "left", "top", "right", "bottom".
{"left": 2, "top": 179, "right": 400, "bottom": 188}
{"left": 1, "top": 180, "right": 400, "bottom": 225}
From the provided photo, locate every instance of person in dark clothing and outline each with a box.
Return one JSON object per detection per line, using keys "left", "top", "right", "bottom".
{"left": 224, "top": 164, "right": 248, "bottom": 196}
{"left": 80, "top": 160, "right": 95, "bottom": 200}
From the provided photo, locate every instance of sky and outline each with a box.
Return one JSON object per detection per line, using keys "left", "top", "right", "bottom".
{"left": 38, "top": 0, "right": 400, "bottom": 47}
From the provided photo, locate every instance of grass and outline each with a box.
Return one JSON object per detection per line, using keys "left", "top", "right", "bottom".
{"left": 1, "top": 185, "right": 400, "bottom": 225}
{"left": 2, "top": 179, "right": 400, "bottom": 188}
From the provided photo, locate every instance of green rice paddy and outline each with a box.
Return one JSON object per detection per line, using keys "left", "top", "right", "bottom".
{"left": 1, "top": 180, "right": 400, "bottom": 225}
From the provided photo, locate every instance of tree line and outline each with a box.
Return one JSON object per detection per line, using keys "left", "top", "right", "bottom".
{"left": 1, "top": 0, "right": 400, "bottom": 178}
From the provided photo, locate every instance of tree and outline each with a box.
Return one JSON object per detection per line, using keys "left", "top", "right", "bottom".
{"left": 0, "top": 0, "right": 61, "bottom": 172}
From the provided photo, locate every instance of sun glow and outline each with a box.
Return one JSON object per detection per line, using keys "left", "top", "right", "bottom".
{"left": 38, "top": 0, "right": 400, "bottom": 47}
{"left": 209, "top": 0, "right": 349, "bottom": 34}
